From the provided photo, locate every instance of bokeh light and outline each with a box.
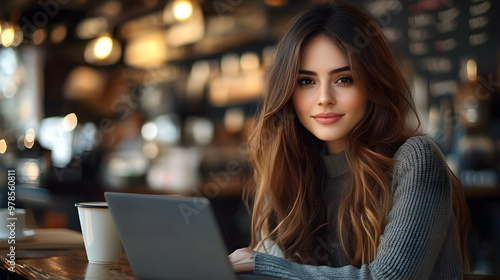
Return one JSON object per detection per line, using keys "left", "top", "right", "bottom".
{"left": 1, "top": 24, "right": 15, "bottom": 47}
{"left": 141, "top": 122, "right": 158, "bottom": 141}
{"left": 63, "top": 113, "right": 78, "bottom": 131}
{"left": 32, "top": 29, "right": 47, "bottom": 45}
{"left": 0, "top": 139, "right": 7, "bottom": 154}
{"left": 51, "top": 24, "right": 67, "bottom": 44}
{"left": 173, "top": 1, "right": 193, "bottom": 21}
{"left": 94, "top": 36, "right": 113, "bottom": 59}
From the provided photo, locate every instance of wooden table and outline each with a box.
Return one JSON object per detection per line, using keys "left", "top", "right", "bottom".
{"left": 2, "top": 250, "right": 499, "bottom": 280}
{"left": 0, "top": 228, "right": 134, "bottom": 280}
{"left": 1, "top": 248, "right": 134, "bottom": 280}
{"left": 1, "top": 228, "right": 498, "bottom": 280}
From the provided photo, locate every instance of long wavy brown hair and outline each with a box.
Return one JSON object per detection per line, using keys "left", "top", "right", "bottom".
{"left": 246, "top": 1, "right": 470, "bottom": 271}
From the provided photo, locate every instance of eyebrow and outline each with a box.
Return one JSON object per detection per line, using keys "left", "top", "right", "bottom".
{"left": 298, "top": 66, "right": 351, "bottom": 76}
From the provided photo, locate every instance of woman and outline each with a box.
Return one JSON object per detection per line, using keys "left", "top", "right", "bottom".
{"left": 228, "top": 1, "right": 470, "bottom": 279}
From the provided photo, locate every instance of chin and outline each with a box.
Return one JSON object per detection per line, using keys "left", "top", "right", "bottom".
{"left": 312, "top": 133, "right": 344, "bottom": 143}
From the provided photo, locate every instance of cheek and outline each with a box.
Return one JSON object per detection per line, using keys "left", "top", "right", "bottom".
{"left": 344, "top": 92, "right": 367, "bottom": 114}
{"left": 292, "top": 93, "right": 308, "bottom": 115}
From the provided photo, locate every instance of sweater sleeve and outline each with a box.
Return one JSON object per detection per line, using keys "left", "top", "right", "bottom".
{"left": 253, "top": 136, "right": 457, "bottom": 280}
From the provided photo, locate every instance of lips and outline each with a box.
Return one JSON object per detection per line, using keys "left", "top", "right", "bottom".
{"left": 312, "top": 112, "right": 345, "bottom": 125}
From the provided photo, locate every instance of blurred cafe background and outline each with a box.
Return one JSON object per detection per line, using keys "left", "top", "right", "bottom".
{"left": 0, "top": 0, "right": 499, "bottom": 276}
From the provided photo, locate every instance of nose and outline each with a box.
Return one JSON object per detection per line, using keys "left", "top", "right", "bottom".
{"left": 317, "top": 82, "right": 335, "bottom": 105}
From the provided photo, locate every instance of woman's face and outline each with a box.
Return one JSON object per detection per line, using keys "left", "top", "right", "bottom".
{"left": 293, "top": 36, "right": 367, "bottom": 153}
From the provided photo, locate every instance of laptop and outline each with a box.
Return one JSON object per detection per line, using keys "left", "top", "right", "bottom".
{"left": 105, "top": 192, "right": 282, "bottom": 280}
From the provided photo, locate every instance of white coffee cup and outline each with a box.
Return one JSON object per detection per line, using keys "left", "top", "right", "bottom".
{"left": 0, "top": 208, "right": 26, "bottom": 239}
{"left": 75, "top": 202, "right": 122, "bottom": 264}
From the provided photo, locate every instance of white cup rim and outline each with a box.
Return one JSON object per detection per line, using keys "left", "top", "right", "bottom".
{"left": 75, "top": 202, "right": 108, "bottom": 209}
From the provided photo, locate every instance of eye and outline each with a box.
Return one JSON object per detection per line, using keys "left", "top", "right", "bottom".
{"left": 298, "top": 78, "right": 314, "bottom": 86}
{"left": 336, "top": 76, "right": 353, "bottom": 85}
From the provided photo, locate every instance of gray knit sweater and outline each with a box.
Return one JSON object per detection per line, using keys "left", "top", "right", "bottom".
{"left": 253, "top": 136, "right": 463, "bottom": 280}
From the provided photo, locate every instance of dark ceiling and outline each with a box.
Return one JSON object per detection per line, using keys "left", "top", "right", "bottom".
{"left": 1, "top": 0, "right": 169, "bottom": 37}
{"left": 0, "top": 0, "right": 304, "bottom": 46}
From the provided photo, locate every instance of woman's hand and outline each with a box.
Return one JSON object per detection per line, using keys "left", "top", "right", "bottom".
{"left": 228, "top": 248, "right": 257, "bottom": 273}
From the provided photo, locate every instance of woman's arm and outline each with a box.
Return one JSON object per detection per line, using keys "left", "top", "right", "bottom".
{"left": 249, "top": 136, "right": 461, "bottom": 280}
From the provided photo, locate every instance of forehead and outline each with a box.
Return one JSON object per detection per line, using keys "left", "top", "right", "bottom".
{"left": 299, "top": 35, "right": 348, "bottom": 68}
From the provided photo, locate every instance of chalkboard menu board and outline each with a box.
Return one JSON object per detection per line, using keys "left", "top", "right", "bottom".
{"left": 348, "top": 0, "right": 499, "bottom": 187}
{"left": 352, "top": 0, "right": 498, "bottom": 95}
{"left": 352, "top": 1, "right": 498, "bottom": 126}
